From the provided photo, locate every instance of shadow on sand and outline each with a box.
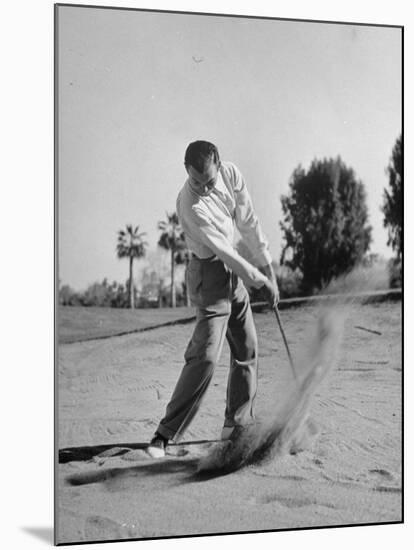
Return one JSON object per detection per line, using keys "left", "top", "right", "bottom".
{"left": 59, "top": 439, "right": 220, "bottom": 464}
{"left": 65, "top": 457, "right": 202, "bottom": 487}
{"left": 61, "top": 440, "right": 238, "bottom": 487}
{"left": 59, "top": 442, "right": 148, "bottom": 463}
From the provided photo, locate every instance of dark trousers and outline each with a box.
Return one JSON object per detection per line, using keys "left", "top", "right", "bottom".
{"left": 157, "top": 256, "right": 258, "bottom": 441}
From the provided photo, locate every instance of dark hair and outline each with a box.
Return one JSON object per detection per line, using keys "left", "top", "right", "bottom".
{"left": 184, "top": 140, "right": 220, "bottom": 173}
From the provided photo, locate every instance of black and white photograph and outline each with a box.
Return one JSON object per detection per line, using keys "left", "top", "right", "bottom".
{"left": 52, "top": 1, "right": 405, "bottom": 546}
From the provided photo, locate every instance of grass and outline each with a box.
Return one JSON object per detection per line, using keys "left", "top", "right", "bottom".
{"left": 58, "top": 305, "right": 196, "bottom": 344}
{"left": 58, "top": 288, "right": 401, "bottom": 344}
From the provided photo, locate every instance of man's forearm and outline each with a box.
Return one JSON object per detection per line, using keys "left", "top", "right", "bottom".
{"left": 259, "top": 263, "right": 277, "bottom": 285}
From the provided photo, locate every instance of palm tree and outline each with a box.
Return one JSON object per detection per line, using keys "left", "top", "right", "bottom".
{"left": 116, "top": 224, "right": 148, "bottom": 308}
{"left": 158, "top": 212, "right": 187, "bottom": 308}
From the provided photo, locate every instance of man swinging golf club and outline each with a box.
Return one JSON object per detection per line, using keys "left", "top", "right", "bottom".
{"left": 147, "top": 140, "right": 279, "bottom": 458}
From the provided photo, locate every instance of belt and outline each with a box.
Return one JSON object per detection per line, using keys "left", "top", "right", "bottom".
{"left": 191, "top": 253, "right": 216, "bottom": 261}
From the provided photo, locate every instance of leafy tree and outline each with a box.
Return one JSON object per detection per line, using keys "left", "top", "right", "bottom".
{"left": 59, "top": 278, "right": 132, "bottom": 308}
{"left": 111, "top": 281, "right": 130, "bottom": 308}
{"left": 280, "top": 157, "right": 372, "bottom": 294}
{"left": 382, "top": 134, "right": 402, "bottom": 260}
{"left": 157, "top": 212, "right": 187, "bottom": 308}
{"left": 81, "top": 280, "right": 108, "bottom": 306}
{"left": 139, "top": 267, "right": 166, "bottom": 308}
{"left": 116, "top": 225, "right": 147, "bottom": 308}
{"left": 275, "top": 265, "right": 304, "bottom": 299}
{"left": 59, "top": 283, "right": 78, "bottom": 305}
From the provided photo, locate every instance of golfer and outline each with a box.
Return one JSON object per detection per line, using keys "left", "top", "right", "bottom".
{"left": 147, "top": 140, "right": 279, "bottom": 458}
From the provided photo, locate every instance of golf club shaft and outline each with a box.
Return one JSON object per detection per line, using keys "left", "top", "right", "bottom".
{"left": 273, "top": 306, "right": 298, "bottom": 382}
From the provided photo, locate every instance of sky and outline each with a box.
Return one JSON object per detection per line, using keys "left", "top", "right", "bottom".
{"left": 57, "top": 6, "right": 402, "bottom": 291}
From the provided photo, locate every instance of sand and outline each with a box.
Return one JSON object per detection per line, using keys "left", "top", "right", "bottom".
{"left": 56, "top": 300, "right": 402, "bottom": 544}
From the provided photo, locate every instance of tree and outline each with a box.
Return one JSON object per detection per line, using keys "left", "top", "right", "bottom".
{"left": 116, "top": 224, "right": 147, "bottom": 308}
{"left": 280, "top": 157, "right": 372, "bottom": 294}
{"left": 157, "top": 212, "right": 187, "bottom": 308}
{"left": 382, "top": 135, "right": 402, "bottom": 260}
{"left": 139, "top": 266, "right": 167, "bottom": 308}
{"left": 59, "top": 283, "right": 77, "bottom": 305}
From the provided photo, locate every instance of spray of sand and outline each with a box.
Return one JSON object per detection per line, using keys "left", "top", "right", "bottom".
{"left": 198, "top": 264, "right": 387, "bottom": 475}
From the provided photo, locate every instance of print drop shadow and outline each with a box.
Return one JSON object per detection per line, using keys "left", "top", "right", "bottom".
{"left": 21, "top": 526, "right": 54, "bottom": 544}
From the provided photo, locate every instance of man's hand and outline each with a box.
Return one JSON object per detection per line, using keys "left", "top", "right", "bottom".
{"left": 258, "top": 263, "right": 280, "bottom": 308}
{"left": 262, "top": 277, "right": 280, "bottom": 308}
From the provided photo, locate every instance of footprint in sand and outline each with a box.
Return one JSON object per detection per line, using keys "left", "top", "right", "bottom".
{"left": 278, "top": 474, "right": 307, "bottom": 481}
{"left": 252, "top": 494, "right": 335, "bottom": 509}
{"left": 373, "top": 486, "right": 401, "bottom": 493}
{"left": 368, "top": 469, "right": 394, "bottom": 481}
{"left": 84, "top": 515, "right": 135, "bottom": 540}
{"left": 367, "top": 469, "right": 401, "bottom": 493}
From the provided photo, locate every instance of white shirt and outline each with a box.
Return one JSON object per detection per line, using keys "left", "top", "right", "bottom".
{"left": 176, "top": 161, "right": 272, "bottom": 289}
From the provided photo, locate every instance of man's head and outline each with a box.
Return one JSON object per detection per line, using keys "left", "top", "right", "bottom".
{"left": 184, "top": 140, "right": 221, "bottom": 195}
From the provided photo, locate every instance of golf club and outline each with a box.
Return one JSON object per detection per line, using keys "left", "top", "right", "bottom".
{"left": 273, "top": 305, "right": 298, "bottom": 383}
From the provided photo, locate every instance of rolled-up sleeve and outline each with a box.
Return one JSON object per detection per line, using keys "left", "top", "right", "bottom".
{"left": 230, "top": 164, "right": 272, "bottom": 268}
{"left": 183, "top": 207, "right": 268, "bottom": 289}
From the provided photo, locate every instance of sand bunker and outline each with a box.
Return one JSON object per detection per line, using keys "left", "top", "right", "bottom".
{"left": 57, "top": 299, "right": 401, "bottom": 543}
{"left": 198, "top": 306, "right": 345, "bottom": 474}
